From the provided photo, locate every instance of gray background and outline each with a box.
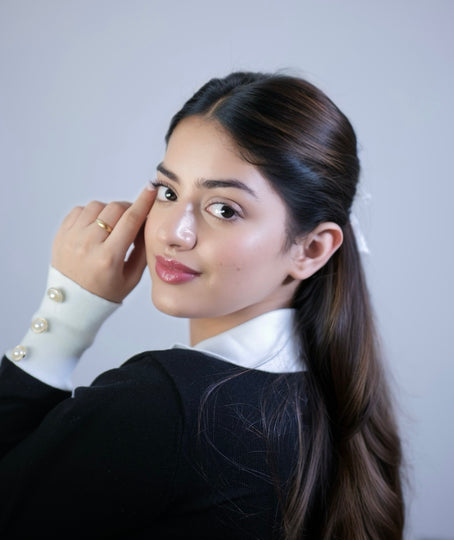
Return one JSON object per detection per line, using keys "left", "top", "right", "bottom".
{"left": 1, "top": 1, "right": 452, "bottom": 538}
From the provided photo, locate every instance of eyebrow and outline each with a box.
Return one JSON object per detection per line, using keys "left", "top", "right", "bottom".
{"left": 156, "top": 162, "right": 258, "bottom": 199}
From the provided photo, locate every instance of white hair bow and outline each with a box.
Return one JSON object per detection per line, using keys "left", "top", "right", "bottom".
{"left": 350, "top": 214, "right": 370, "bottom": 254}
{"left": 350, "top": 187, "right": 371, "bottom": 255}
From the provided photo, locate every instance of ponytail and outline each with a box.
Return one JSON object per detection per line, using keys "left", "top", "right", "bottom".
{"left": 165, "top": 71, "right": 404, "bottom": 539}
{"left": 287, "top": 223, "right": 404, "bottom": 539}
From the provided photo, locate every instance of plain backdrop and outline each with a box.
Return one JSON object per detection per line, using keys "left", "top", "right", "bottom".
{"left": 1, "top": 1, "right": 453, "bottom": 538}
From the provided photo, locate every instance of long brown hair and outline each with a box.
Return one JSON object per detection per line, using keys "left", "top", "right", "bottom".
{"left": 166, "top": 72, "right": 404, "bottom": 539}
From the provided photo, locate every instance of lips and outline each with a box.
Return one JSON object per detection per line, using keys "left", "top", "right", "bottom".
{"left": 155, "top": 255, "right": 201, "bottom": 284}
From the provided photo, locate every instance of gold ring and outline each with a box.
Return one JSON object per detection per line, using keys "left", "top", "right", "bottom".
{"left": 95, "top": 218, "right": 113, "bottom": 234}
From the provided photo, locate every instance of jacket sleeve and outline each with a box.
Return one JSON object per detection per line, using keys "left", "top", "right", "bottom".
{"left": 0, "top": 357, "right": 70, "bottom": 458}
{"left": 5, "top": 266, "right": 119, "bottom": 391}
{"left": 0, "top": 353, "right": 184, "bottom": 538}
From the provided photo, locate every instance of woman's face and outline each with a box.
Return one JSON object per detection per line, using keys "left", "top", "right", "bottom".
{"left": 145, "top": 116, "right": 301, "bottom": 340}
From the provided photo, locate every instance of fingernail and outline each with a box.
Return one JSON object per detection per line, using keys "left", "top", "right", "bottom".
{"left": 146, "top": 180, "right": 156, "bottom": 191}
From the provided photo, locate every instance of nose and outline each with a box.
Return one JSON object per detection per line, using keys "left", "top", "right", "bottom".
{"left": 157, "top": 203, "right": 197, "bottom": 250}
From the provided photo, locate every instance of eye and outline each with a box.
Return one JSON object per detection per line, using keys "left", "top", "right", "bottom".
{"left": 206, "top": 202, "right": 238, "bottom": 220}
{"left": 152, "top": 182, "right": 177, "bottom": 202}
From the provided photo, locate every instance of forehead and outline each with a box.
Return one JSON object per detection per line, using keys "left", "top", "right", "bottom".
{"left": 166, "top": 116, "right": 237, "bottom": 163}
{"left": 164, "top": 116, "right": 273, "bottom": 192}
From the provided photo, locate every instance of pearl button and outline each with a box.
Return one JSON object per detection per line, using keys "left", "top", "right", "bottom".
{"left": 31, "top": 317, "right": 49, "bottom": 334}
{"left": 11, "top": 345, "right": 27, "bottom": 361}
{"left": 47, "top": 287, "right": 64, "bottom": 302}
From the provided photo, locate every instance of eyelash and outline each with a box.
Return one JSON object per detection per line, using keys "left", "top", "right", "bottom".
{"left": 151, "top": 181, "right": 176, "bottom": 200}
{"left": 150, "top": 180, "right": 241, "bottom": 222}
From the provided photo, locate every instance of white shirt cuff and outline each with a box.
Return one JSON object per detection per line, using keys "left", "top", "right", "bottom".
{"left": 5, "top": 266, "right": 120, "bottom": 391}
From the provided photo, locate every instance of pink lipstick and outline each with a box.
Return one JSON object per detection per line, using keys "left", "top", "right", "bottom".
{"left": 155, "top": 256, "right": 201, "bottom": 284}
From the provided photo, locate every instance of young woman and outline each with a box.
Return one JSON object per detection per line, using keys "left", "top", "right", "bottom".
{"left": 0, "top": 72, "right": 404, "bottom": 539}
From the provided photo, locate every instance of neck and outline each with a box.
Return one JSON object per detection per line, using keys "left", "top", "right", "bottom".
{"left": 189, "top": 300, "right": 293, "bottom": 346}
{"left": 190, "top": 316, "right": 238, "bottom": 346}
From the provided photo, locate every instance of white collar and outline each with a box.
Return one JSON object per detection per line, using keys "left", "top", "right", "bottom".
{"left": 174, "top": 308, "right": 304, "bottom": 373}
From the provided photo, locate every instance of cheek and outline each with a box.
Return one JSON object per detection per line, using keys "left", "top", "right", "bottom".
{"left": 210, "top": 228, "right": 284, "bottom": 274}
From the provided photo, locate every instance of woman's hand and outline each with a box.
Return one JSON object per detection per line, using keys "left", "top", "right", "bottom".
{"left": 51, "top": 187, "right": 156, "bottom": 303}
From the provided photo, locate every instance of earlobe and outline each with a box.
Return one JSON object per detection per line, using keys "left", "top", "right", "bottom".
{"left": 288, "top": 222, "right": 343, "bottom": 280}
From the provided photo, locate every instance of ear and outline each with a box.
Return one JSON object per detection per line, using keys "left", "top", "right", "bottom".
{"left": 288, "top": 222, "right": 343, "bottom": 280}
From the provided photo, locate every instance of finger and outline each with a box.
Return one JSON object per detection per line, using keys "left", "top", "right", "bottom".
{"left": 123, "top": 231, "right": 147, "bottom": 289}
{"left": 76, "top": 201, "right": 106, "bottom": 227}
{"left": 93, "top": 201, "right": 132, "bottom": 238}
{"left": 108, "top": 187, "right": 156, "bottom": 254}
{"left": 60, "top": 206, "right": 84, "bottom": 230}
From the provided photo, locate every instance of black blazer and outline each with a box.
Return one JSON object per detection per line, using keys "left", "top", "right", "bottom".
{"left": 0, "top": 348, "right": 305, "bottom": 539}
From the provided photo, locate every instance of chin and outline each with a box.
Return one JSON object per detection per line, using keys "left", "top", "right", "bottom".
{"left": 151, "top": 289, "right": 195, "bottom": 319}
